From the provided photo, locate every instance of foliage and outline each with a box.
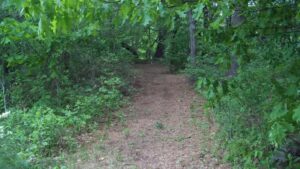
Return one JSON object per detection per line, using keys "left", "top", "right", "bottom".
{"left": 0, "top": 0, "right": 299, "bottom": 168}
{"left": 0, "top": 80, "right": 125, "bottom": 167}
{"left": 183, "top": 0, "right": 300, "bottom": 168}
{"left": 164, "top": 21, "right": 189, "bottom": 72}
{"left": 0, "top": 0, "right": 136, "bottom": 168}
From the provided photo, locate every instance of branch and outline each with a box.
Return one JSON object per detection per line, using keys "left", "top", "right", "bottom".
{"left": 102, "top": 0, "right": 121, "bottom": 4}
{"left": 121, "top": 42, "right": 138, "bottom": 56}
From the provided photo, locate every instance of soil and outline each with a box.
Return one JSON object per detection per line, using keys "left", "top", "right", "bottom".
{"left": 71, "top": 63, "right": 230, "bottom": 169}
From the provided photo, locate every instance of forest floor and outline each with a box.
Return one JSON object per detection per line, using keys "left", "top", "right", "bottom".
{"left": 65, "top": 63, "right": 230, "bottom": 169}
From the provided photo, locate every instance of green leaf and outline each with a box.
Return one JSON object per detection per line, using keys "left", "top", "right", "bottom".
{"left": 210, "top": 17, "right": 222, "bottom": 30}
{"left": 176, "top": 10, "right": 186, "bottom": 18}
{"left": 292, "top": 105, "right": 300, "bottom": 123}
{"left": 1, "top": 37, "right": 11, "bottom": 45}
{"left": 50, "top": 17, "right": 57, "bottom": 34}
{"left": 143, "top": 13, "right": 151, "bottom": 26}
{"left": 285, "top": 84, "right": 298, "bottom": 96}
{"left": 193, "top": 3, "right": 204, "bottom": 20}
{"left": 269, "top": 103, "right": 288, "bottom": 122}
{"left": 269, "top": 122, "right": 294, "bottom": 147}
{"left": 120, "top": 5, "right": 130, "bottom": 20}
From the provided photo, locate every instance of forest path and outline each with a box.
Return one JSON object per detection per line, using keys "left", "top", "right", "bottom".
{"left": 70, "top": 63, "right": 229, "bottom": 169}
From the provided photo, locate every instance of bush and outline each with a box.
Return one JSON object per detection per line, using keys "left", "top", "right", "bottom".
{"left": 0, "top": 80, "right": 125, "bottom": 168}
{"left": 1, "top": 107, "right": 68, "bottom": 164}
{"left": 190, "top": 40, "right": 300, "bottom": 168}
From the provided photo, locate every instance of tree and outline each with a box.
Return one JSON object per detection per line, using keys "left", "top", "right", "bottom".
{"left": 187, "top": 8, "right": 196, "bottom": 65}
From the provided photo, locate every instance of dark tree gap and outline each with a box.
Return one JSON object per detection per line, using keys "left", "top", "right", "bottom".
{"left": 154, "top": 28, "right": 167, "bottom": 58}
{"left": 203, "top": 6, "right": 211, "bottom": 29}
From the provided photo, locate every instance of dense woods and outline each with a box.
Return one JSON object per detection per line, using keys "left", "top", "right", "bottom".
{"left": 0, "top": 0, "right": 299, "bottom": 168}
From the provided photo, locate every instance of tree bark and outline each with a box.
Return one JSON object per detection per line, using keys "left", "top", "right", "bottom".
{"left": 1, "top": 57, "right": 9, "bottom": 112}
{"left": 226, "top": 6, "right": 245, "bottom": 77}
{"left": 188, "top": 8, "right": 196, "bottom": 65}
{"left": 231, "top": 6, "right": 245, "bottom": 27}
{"left": 226, "top": 55, "right": 239, "bottom": 77}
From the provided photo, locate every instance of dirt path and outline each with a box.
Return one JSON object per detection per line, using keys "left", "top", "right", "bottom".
{"left": 71, "top": 64, "right": 229, "bottom": 169}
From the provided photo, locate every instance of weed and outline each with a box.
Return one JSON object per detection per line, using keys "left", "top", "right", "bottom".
{"left": 175, "top": 135, "right": 186, "bottom": 142}
{"left": 123, "top": 128, "right": 130, "bottom": 138}
{"left": 155, "top": 121, "right": 164, "bottom": 130}
{"left": 138, "top": 131, "right": 145, "bottom": 137}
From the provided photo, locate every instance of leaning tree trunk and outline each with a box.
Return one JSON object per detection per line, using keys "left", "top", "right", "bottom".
{"left": 121, "top": 42, "right": 139, "bottom": 57}
{"left": 188, "top": 8, "right": 196, "bottom": 66}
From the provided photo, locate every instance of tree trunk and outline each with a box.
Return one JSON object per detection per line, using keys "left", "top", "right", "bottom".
{"left": 226, "top": 6, "right": 245, "bottom": 77}
{"left": 226, "top": 55, "right": 239, "bottom": 77}
{"left": 231, "top": 6, "right": 245, "bottom": 27}
{"left": 188, "top": 9, "right": 196, "bottom": 65}
{"left": 1, "top": 58, "right": 9, "bottom": 112}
